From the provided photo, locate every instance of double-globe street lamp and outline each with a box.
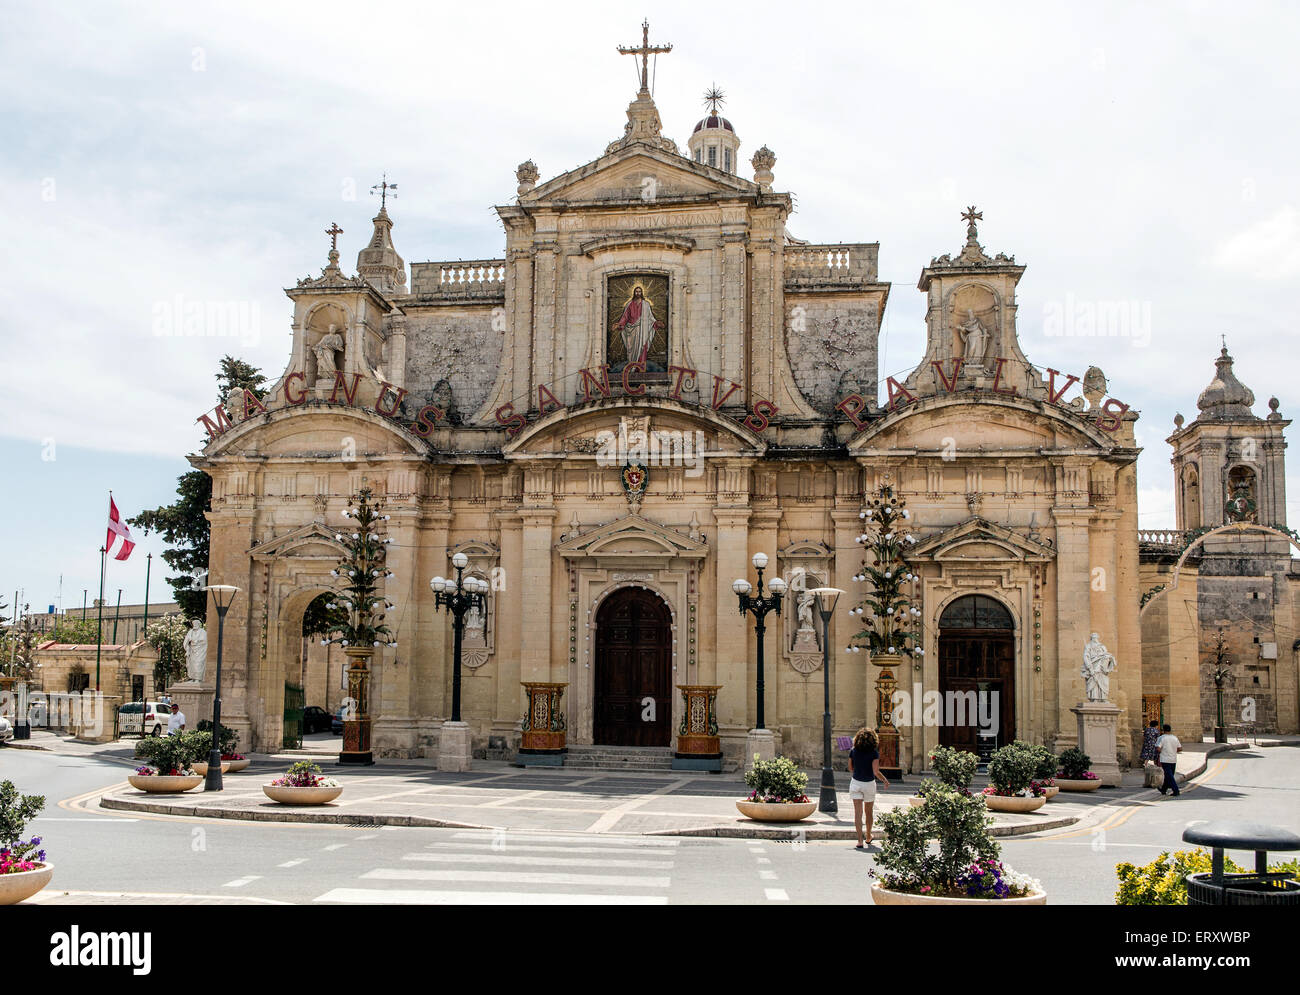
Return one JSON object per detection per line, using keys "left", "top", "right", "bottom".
{"left": 429, "top": 552, "right": 489, "bottom": 723}
{"left": 732, "top": 552, "right": 787, "bottom": 732}
{"left": 808, "top": 586, "right": 844, "bottom": 813}
{"left": 203, "top": 584, "right": 239, "bottom": 792}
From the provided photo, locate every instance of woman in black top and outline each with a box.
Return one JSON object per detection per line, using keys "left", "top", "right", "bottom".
{"left": 848, "top": 727, "right": 889, "bottom": 850}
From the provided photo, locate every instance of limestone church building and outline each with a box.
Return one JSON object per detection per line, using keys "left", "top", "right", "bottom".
{"left": 185, "top": 39, "right": 1296, "bottom": 770}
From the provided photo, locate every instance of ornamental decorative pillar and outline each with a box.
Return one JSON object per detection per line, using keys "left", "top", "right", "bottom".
{"left": 672, "top": 685, "right": 722, "bottom": 772}
{"left": 341, "top": 647, "right": 374, "bottom": 764}
{"left": 871, "top": 654, "right": 901, "bottom": 776}
{"left": 517, "top": 681, "right": 567, "bottom": 767}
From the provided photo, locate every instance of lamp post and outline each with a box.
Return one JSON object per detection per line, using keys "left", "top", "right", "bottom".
{"left": 430, "top": 552, "right": 488, "bottom": 724}
{"left": 809, "top": 587, "right": 843, "bottom": 814}
{"left": 732, "top": 552, "right": 786, "bottom": 732}
{"left": 203, "top": 584, "right": 239, "bottom": 792}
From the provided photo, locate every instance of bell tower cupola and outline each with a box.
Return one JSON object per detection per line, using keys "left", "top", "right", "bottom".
{"left": 688, "top": 85, "right": 740, "bottom": 175}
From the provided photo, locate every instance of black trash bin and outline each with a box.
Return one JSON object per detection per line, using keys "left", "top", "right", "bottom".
{"left": 1182, "top": 821, "right": 1300, "bottom": 906}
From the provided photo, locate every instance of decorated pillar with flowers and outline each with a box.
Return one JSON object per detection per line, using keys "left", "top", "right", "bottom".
{"left": 847, "top": 480, "right": 923, "bottom": 779}
{"left": 320, "top": 484, "right": 397, "bottom": 767}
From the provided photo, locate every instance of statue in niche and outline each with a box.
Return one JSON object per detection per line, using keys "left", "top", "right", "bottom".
{"left": 957, "top": 309, "right": 989, "bottom": 367}
{"left": 791, "top": 586, "right": 821, "bottom": 654}
{"left": 313, "top": 324, "right": 345, "bottom": 384}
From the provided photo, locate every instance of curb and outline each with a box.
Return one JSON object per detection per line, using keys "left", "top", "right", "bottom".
{"left": 99, "top": 793, "right": 495, "bottom": 830}
{"left": 1, "top": 742, "right": 49, "bottom": 752}
{"left": 655, "top": 814, "right": 1079, "bottom": 840}
{"left": 1178, "top": 741, "right": 1244, "bottom": 783}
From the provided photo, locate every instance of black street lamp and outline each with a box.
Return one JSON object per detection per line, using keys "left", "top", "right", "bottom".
{"left": 809, "top": 587, "right": 843, "bottom": 814}
{"left": 732, "top": 552, "right": 786, "bottom": 731}
{"left": 430, "top": 552, "right": 488, "bottom": 723}
{"left": 204, "top": 584, "right": 239, "bottom": 792}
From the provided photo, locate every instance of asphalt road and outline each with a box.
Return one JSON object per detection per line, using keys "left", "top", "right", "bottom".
{"left": 4, "top": 744, "right": 1297, "bottom": 905}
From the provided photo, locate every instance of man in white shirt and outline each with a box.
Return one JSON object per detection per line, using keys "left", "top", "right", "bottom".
{"left": 1156, "top": 724, "right": 1182, "bottom": 796}
{"left": 166, "top": 704, "right": 186, "bottom": 735}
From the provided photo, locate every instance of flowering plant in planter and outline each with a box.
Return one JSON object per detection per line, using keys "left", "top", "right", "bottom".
{"left": 957, "top": 858, "right": 1042, "bottom": 900}
{"left": 919, "top": 745, "right": 978, "bottom": 798}
{"left": 271, "top": 761, "right": 340, "bottom": 789}
{"left": 221, "top": 752, "right": 247, "bottom": 762}
{"left": 1057, "top": 747, "right": 1096, "bottom": 780}
{"left": 985, "top": 742, "right": 1043, "bottom": 797}
{"left": 0, "top": 781, "right": 47, "bottom": 875}
{"left": 133, "top": 734, "right": 203, "bottom": 776}
{"left": 743, "top": 755, "right": 810, "bottom": 804}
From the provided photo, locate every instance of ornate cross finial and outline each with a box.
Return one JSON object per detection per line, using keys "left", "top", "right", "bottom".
{"left": 617, "top": 19, "right": 672, "bottom": 93}
{"left": 961, "top": 205, "right": 983, "bottom": 240}
{"left": 703, "top": 84, "right": 725, "bottom": 115}
{"left": 370, "top": 174, "right": 397, "bottom": 210}
{"left": 325, "top": 222, "right": 344, "bottom": 252}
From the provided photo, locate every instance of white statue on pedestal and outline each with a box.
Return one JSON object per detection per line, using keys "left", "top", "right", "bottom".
{"left": 313, "top": 324, "right": 345, "bottom": 384}
{"left": 957, "top": 309, "right": 988, "bottom": 368}
{"left": 182, "top": 620, "right": 208, "bottom": 682}
{"left": 1081, "top": 633, "right": 1117, "bottom": 702}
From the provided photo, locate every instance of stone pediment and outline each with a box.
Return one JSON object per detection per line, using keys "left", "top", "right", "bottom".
{"left": 523, "top": 146, "right": 759, "bottom": 208}
{"left": 556, "top": 514, "right": 708, "bottom": 564}
{"left": 909, "top": 517, "right": 1055, "bottom": 563}
{"left": 249, "top": 522, "right": 345, "bottom": 561}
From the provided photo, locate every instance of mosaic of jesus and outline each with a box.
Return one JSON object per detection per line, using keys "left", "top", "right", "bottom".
{"left": 607, "top": 273, "right": 669, "bottom": 372}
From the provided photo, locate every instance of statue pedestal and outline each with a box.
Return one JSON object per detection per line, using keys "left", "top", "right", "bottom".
{"left": 745, "top": 728, "right": 780, "bottom": 766}
{"left": 791, "top": 628, "right": 819, "bottom": 655}
{"left": 167, "top": 681, "right": 213, "bottom": 734}
{"left": 437, "top": 721, "right": 474, "bottom": 772}
{"left": 1070, "top": 700, "right": 1123, "bottom": 786}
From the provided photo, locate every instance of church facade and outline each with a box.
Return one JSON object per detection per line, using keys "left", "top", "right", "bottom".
{"left": 184, "top": 43, "right": 1274, "bottom": 771}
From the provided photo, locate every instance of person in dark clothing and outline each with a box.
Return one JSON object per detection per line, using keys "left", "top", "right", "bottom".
{"left": 849, "top": 727, "right": 889, "bottom": 850}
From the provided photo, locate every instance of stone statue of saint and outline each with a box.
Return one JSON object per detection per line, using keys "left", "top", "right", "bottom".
{"left": 1081, "top": 633, "right": 1117, "bottom": 702}
{"left": 313, "top": 324, "right": 345, "bottom": 383}
{"left": 797, "top": 591, "right": 816, "bottom": 631}
{"left": 465, "top": 603, "right": 484, "bottom": 634}
{"left": 957, "top": 309, "right": 988, "bottom": 367}
{"left": 182, "top": 620, "right": 208, "bottom": 682}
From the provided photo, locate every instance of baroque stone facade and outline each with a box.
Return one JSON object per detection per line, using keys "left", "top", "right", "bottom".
{"left": 183, "top": 44, "right": 1289, "bottom": 770}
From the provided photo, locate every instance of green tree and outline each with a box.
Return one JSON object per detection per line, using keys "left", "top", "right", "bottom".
{"left": 145, "top": 614, "right": 188, "bottom": 690}
{"left": 50, "top": 617, "right": 101, "bottom": 644}
{"left": 303, "top": 593, "right": 348, "bottom": 640}
{"left": 129, "top": 357, "right": 265, "bottom": 621}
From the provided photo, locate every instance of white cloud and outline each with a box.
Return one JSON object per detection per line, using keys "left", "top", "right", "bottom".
{"left": 1212, "top": 206, "right": 1300, "bottom": 281}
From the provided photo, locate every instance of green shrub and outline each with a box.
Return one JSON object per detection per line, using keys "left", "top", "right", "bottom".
{"left": 134, "top": 731, "right": 205, "bottom": 774}
{"left": 1058, "top": 747, "right": 1092, "bottom": 779}
{"left": 196, "top": 719, "right": 238, "bottom": 755}
{"left": 1014, "top": 740, "right": 1058, "bottom": 781}
{"left": 743, "top": 755, "right": 809, "bottom": 803}
{"left": 929, "top": 745, "right": 978, "bottom": 792}
{"left": 875, "top": 785, "right": 998, "bottom": 892}
{"left": 1116, "top": 849, "right": 1300, "bottom": 905}
{"left": 0, "top": 780, "right": 45, "bottom": 849}
{"left": 988, "top": 742, "right": 1039, "bottom": 796}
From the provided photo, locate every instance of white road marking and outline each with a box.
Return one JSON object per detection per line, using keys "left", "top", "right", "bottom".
{"left": 35, "top": 817, "right": 138, "bottom": 822}
{"left": 361, "top": 868, "right": 671, "bottom": 888}
{"left": 759, "top": 870, "right": 778, "bottom": 880}
{"left": 423, "top": 841, "right": 677, "bottom": 856}
{"left": 322, "top": 843, "right": 347, "bottom": 851}
{"left": 403, "top": 853, "right": 673, "bottom": 870}
{"left": 278, "top": 859, "right": 307, "bottom": 868}
{"left": 222, "top": 875, "right": 263, "bottom": 888}
{"left": 756, "top": 857, "right": 772, "bottom": 864}
{"left": 765, "top": 888, "right": 790, "bottom": 901}
{"left": 583, "top": 779, "right": 692, "bottom": 834}
{"left": 450, "top": 831, "right": 678, "bottom": 847}
{"left": 314, "top": 888, "right": 667, "bottom": 905}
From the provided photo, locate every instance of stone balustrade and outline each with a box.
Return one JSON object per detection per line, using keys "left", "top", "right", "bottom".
{"left": 1137, "top": 529, "right": 1187, "bottom": 550}
{"left": 784, "top": 243, "right": 879, "bottom": 289}
{"left": 409, "top": 259, "right": 507, "bottom": 300}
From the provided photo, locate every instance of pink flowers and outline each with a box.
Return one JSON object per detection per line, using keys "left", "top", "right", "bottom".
{"left": 0, "top": 838, "right": 46, "bottom": 875}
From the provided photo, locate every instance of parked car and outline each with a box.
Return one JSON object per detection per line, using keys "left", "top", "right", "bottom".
{"left": 302, "top": 705, "right": 333, "bottom": 735}
{"left": 331, "top": 706, "right": 344, "bottom": 735}
{"left": 118, "top": 700, "right": 172, "bottom": 737}
{"left": 0, "top": 716, "right": 13, "bottom": 743}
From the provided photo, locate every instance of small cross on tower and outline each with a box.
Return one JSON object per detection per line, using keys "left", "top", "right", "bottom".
{"left": 618, "top": 19, "right": 672, "bottom": 93}
{"left": 703, "top": 84, "right": 725, "bottom": 115}
{"left": 961, "top": 205, "right": 983, "bottom": 241}
{"left": 325, "top": 222, "right": 344, "bottom": 253}
{"left": 371, "top": 174, "right": 397, "bottom": 210}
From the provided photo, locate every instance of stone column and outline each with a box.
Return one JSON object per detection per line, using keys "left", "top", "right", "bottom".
{"left": 713, "top": 504, "right": 753, "bottom": 753}
{"left": 519, "top": 507, "right": 557, "bottom": 684}
{"left": 1051, "top": 507, "right": 1092, "bottom": 750}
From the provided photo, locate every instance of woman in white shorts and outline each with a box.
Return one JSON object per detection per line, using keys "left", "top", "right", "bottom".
{"left": 849, "top": 727, "right": 889, "bottom": 849}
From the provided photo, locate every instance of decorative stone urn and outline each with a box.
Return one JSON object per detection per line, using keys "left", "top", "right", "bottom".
{"left": 0, "top": 863, "right": 54, "bottom": 905}
{"left": 262, "top": 784, "right": 343, "bottom": 805}
{"left": 982, "top": 794, "right": 1047, "bottom": 814}
{"left": 870, "top": 881, "right": 1047, "bottom": 906}
{"left": 1056, "top": 778, "right": 1102, "bottom": 792}
{"left": 127, "top": 774, "right": 203, "bottom": 793}
{"left": 735, "top": 800, "right": 818, "bottom": 823}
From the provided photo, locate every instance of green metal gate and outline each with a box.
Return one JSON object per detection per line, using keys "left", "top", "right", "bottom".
{"left": 283, "top": 682, "right": 304, "bottom": 749}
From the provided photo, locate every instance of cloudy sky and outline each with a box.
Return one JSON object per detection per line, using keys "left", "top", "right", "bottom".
{"left": 2, "top": 0, "right": 1297, "bottom": 613}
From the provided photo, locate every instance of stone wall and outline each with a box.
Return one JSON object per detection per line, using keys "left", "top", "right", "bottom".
{"left": 784, "top": 295, "right": 878, "bottom": 415}
{"left": 401, "top": 306, "right": 503, "bottom": 421}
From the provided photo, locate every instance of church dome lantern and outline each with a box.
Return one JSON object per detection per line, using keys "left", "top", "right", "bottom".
{"left": 688, "top": 86, "right": 740, "bottom": 174}
{"left": 1196, "top": 343, "right": 1257, "bottom": 421}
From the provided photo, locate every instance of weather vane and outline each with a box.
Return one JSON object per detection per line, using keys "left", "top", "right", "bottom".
{"left": 703, "top": 84, "right": 725, "bottom": 115}
{"left": 371, "top": 173, "right": 397, "bottom": 210}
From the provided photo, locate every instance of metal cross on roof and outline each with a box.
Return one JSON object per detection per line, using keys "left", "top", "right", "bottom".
{"left": 325, "top": 222, "right": 344, "bottom": 252}
{"left": 703, "top": 85, "right": 725, "bottom": 115}
{"left": 961, "top": 205, "right": 983, "bottom": 239}
{"left": 618, "top": 19, "right": 672, "bottom": 93}
{"left": 371, "top": 174, "right": 397, "bottom": 210}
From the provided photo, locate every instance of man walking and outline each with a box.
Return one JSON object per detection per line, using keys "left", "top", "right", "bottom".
{"left": 167, "top": 702, "right": 187, "bottom": 736}
{"left": 1156, "top": 723, "right": 1182, "bottom": 796}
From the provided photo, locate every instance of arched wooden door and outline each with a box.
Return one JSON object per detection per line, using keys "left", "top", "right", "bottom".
{"left": 937, "top": 594, "right": 1015, "bottom": 757}
{"left": 594, "top": 588, "right": 672, "bottom": 747}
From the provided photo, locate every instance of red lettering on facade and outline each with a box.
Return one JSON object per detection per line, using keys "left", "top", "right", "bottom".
{"left": 885, "top": 377, "right": 917, "bottom": 411}
{"left": 284, "top": 371, "right": 307, "bottom": 405}
{"left": 197, "top": 405, "right": 234, "bottom": 440}
{"left": 495, "top": 403, "right": 526, "bottom": 437}
{"left": 1045, "top": 368, "right": 1080, "bottom": 405}
{"left": 710, "top": 375, "right": 742, "bottom": 410}
{"left": 329, "top": 372, "right": 363, "bottom": 405}
{"left": 537, "top": 384, "right": 563, "bottom": 416}
{"left": 375, "top": 382, "right": 408, "bottom": 417}
{"left": 621, "top": 359, "right": 647, "bottom": 396}
{"left": 931, "top": 358, "right": 964, "bottom": 393}
{"left": 410, "top": 403, "right": 445, "bottom": 437}
{"left": 743, "top": 400, "right": 779, "bottom": 433}
{"left": 577, "top": 365, "right": 612, "bottom": 401}
{"left": 990, "top": 358, "right": 1018, "bottom": 396}
{"left": 836, "top": 393, "right": 870, "bottom": 429}
{"left": 668, "top": 365, "right": 697, "bottom": 400}
{"left": 1097, "top": 397, "right": 1130, "bottom": 433}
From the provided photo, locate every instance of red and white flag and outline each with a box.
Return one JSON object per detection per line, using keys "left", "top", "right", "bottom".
{"left": 106, "top": 496, "right": 135, "bottom": 561}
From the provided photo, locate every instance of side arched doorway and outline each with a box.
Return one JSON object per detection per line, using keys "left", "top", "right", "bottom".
{"left": 594, "top": 588, "right": 672, "bottom": 747}
{"left": 937, "top": 594, "right": 1015, "bottom": 757}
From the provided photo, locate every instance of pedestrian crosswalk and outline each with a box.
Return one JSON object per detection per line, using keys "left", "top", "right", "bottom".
{"left": 313, "top": 831, "right": 681, "bottom": 905}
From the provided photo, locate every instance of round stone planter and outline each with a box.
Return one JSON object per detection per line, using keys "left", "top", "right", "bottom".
{"left": 735, "top": 800, "right": 818, "bottom": 822}
{"left": 224, "top": 758, "right": 251, "bottom": 773}
{"left": 871, "top": 881, "right": 1047, "bottom": 906}
{"left": 127, "top": 774, "right": 203, "bottom": 793}
{"left": 191, "top": 761, "right": 231, "bottom": 776}
{"left": 1041, "top": 785, "right": 1060, "bottom": 799}
{"left": 0, "top": 863, "right": 53, "bottom": 905}
{"left": 982, "top": 794, "right": 1047, "bottom": 813}
{"left": 263, "top": 784, "right": 343, "bottom": 805}
{"left": 907, "top": 796, "right": 925, "bottom": 807}
{"left": 1055, "top": 778, "right": 1102, "bottom": 792}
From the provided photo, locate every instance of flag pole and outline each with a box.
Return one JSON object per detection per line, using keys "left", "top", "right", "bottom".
{"left": 95, "top": 546, "right": 106, "bottom": 691}
{"left": 142, "top": 552, "right": 152, "bottom": 638}
{"left": 111, "top": 588, "right": 122, "bottom": 644}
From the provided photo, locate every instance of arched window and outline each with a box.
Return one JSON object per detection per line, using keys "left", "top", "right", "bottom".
{"left": 939, "top": 594, "right": 1013, "bottom": 630}
{"left": 1183, "top": 465, "right": 1201, "bottom": 530}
